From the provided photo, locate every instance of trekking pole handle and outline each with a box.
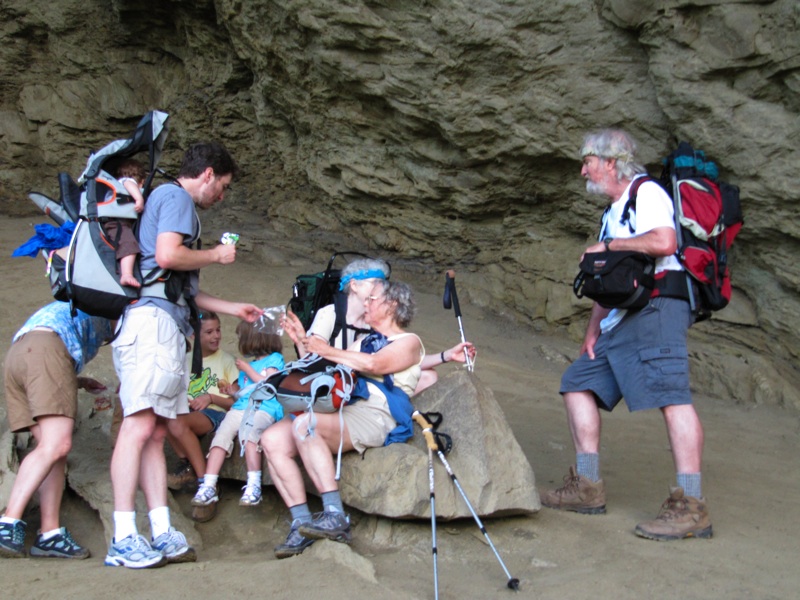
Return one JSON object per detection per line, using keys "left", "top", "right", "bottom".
{"left": 412, "top": 412, "right": 440, "bottom": 451}
{"left": 445, "top": 270, "right": 463, "bottom": 317}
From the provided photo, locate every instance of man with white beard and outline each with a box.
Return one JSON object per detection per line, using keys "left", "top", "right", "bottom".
{"left": 539, "top": 129, "right": 713, "bottom": 542}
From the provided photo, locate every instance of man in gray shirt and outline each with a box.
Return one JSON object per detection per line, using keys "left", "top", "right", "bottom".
{"left": 104, "top": 142, "right": 262, "bottom": 569}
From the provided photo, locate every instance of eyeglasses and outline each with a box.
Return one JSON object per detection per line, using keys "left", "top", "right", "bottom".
{"left": 367, "top": 295, "right": 385, "bottom": 304}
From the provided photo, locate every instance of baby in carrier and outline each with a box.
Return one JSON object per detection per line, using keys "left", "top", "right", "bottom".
{"left": 102, "top": 158, "right": 146, "bottom": 288}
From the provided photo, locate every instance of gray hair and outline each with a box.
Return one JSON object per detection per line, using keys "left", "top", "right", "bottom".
{"left": 340, "top": 257, "right": 390, "bottom": 293}
{"left": 580, "top": 129, "right": 647, "bottom": 182}
{"left": 379, "top": 280, "right": 416, "bottom": 328}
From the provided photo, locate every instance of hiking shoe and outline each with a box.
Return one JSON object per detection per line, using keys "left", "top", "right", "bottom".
{"left": 30, "top": 527, "right": 90, "bottom": 559}
{"left": 0, "top": 520, "right": 27, "bottom": 558}
{"left": 274, "top": 523, "right": 315, "bottom": 559}
{"left": 191, "top": 483, "right": 219, "bottom": 507}
{"left": 239, "top": 484, "right": 262, "bottom": 507}
{"left": 297, "top": 511, "right": 352, "bottom": 543}
{"left": 634, "top": 487, "right": 713, "bottom": 541}
{"left": 151, "top": 527, "right": 197, "bottom": 563}
{"left": 540, "top": 466, "right": 606, "bottom": 514}
{"left": 167, "top": 459, "right": 197, "bottom": 491}
{"left": 104, "top": 534, "right": 167, "bottom": 569}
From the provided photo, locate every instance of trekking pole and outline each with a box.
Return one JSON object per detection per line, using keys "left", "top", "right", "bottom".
{"left": 412, "top": 411, "right": 520, "bottom": 592}
{"left": 414, "top": 412, "right": 442, "bottom": 600}
{"left": 443, "top": 270, "right": 474, "bottom": 372}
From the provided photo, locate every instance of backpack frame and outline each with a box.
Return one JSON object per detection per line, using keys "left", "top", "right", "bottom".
{"left": 35, "top": 111, "right": 171, "bottom": 319}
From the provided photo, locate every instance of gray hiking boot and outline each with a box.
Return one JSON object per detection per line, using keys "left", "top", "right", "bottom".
{"left": 274, "top": 522, "right": 315, "bottom": 559}
{"left": 634, "top": 487, "right": 713, "bottom": 541}
{"left": 540, "top": 466, "right": 607, "bottom": 514}
{"left": 297, "top": 511, "right": 352, "bottom": 543}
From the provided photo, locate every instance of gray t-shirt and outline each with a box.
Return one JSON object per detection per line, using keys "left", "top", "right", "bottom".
{"left": 136, "top": 182, "right": 200, "bottom": 337}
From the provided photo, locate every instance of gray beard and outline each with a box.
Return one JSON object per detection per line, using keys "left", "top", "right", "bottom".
{"left": 586, "top": 180, "right": 606, "bottom": 196}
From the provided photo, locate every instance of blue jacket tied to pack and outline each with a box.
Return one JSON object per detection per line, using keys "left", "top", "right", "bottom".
{"left": 352, "top": 331, "right": 415, "bottom": 445}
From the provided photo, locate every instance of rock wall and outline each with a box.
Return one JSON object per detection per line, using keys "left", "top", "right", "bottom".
{"left": 1, "top": 0, "right": 798, "bottom": 405}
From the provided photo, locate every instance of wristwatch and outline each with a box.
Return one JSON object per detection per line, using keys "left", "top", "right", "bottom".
{"left": 603, "top": 237, "right": 613, "bottom": 251}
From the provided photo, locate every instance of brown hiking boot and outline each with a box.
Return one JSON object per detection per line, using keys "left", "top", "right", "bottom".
{"left": 634, "top": 487, "right": 713, "bottom": 541}
{"left": 540, "top": 466, "right": 606, "bottom": 514}
{"left": 167, "top": 460, "right": 196, "bottom": 492}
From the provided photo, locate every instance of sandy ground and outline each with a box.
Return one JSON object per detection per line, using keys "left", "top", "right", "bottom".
{"left": 0, "top": 215, "right": 798, "bottom": 600}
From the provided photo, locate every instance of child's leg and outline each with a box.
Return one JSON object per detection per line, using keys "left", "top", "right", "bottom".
{"left": 204, "top": 446, "right": 227, "bottom": 479}
{"left": 244, "top": 441, "right": 262, "bottom": 473}
{"left": 119, "top": 254, "right": 141, "bottom": 288}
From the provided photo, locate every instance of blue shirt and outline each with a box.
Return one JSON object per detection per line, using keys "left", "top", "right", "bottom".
{"left": 13, "top": 302, "right": 113, "bottom": 373}
{"left": 231, "top": 353, "right": 285, "bottom": 421}
{"left": 136, "top": 182, "right": 200, "bottom": 337}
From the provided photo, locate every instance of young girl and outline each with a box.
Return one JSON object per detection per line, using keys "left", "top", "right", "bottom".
{"left": 166, "top": 311, "right": 238, "bottom": 491}
{"left": 191, "top": 321, "right": 285, "bottom": 510}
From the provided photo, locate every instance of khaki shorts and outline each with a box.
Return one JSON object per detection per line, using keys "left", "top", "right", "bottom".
{"left": 342, "top": 382, "right": 397, "bottom": 454}
{"left": 112, "top": 305, "right": 190, "bottom": 419}
{"left": 210, "top": 408, "right": 275, "bottom": 456}
{"left": 3, "top": 330, "right": 77, "bottom": 432}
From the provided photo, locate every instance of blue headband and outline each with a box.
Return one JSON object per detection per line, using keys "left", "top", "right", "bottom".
{"left": 339, "top": 269, "right": 387, "bottom": 291}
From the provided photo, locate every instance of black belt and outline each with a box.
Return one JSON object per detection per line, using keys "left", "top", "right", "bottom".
{"left": 653, "top": 270, "right": 692, "bottom": 301}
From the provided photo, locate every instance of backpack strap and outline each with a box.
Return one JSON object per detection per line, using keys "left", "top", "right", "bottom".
{"left": 619, "top": 175, "right": 655, "bottom": 234}
{"left": 329, "top": 291, "right": 371, "bottom": 350}
{"left": 330, "top": 292, "right": 349, "bottom": 349}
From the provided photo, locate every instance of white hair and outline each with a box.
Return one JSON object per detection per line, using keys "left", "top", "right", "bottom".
{"left": 580, "top": 129, "right": 647, "bottom": 181}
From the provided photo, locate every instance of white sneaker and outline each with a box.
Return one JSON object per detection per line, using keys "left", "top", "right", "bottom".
{"left": 239, "top": 484, "right": 262, "bottom": 507}
{"left": 191, "top": 484, "right": 219, "bottom": 507}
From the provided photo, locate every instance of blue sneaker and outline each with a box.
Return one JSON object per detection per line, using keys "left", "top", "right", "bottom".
{"left": 31, "top": 527, "right": 90, "bottom": 559}
{"left": 0, "top": 520, "right": 27, "bottom": 558}
{"left": 151, "top": 527, "right": 197, "bottom": 564}
{"left": 297, "top": 511, "right": 352, "bottom": 543}
{"left": 104, "top": 534, "right": 167, "bottom": 569}
{"left": 274, "top": 522, "right": 315, "bottom": 559}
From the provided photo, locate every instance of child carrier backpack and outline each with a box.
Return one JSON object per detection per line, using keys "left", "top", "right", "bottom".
{"left": 31, "top": 111, "right": 171, "bottom": 319}
{"left": 288, "top": 251, "right": 389, "bottom": 349}
{"left": 621, "top": 142, "right": 743, "bottom": 322}
{"left": 238, "top": 353, "right": 357, "bottom": 480}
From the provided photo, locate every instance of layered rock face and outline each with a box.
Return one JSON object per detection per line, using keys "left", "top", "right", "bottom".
{"left": 1, "top": 0, "right": 797, "bottom": 405}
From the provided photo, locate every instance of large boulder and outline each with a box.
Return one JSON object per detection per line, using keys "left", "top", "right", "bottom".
{"left": 221, "top": 369, "right": 539, "bottom": 519}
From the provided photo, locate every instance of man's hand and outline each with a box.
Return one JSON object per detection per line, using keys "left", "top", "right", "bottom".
{"left": 234, "top": 303, "right": 263, "bottom": 323}
{"left": 214, "top": 243, "right": 237, "bottom": 265}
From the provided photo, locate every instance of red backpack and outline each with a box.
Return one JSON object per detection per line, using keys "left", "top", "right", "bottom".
{"left": 623, "top": 142, "right": 743, "bottom": 322}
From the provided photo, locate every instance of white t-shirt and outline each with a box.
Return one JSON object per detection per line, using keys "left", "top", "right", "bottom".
{"left": 307, "top": 304, "right": 363, "bottom": 349}
{"left": 599, "top": 176, "right": 680, "bottom": 333}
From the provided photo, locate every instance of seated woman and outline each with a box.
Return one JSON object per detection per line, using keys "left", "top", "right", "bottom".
{"left": 290, "top": 257, "right": 390, "bottom": 355}
{"left": 167, "top": 311, "right": 238, "bottom": 491}
{"left": 262, "top": 279, "right": 423, "bottom": 559}
{"left": 285, "top": 257, "right": 476, "bottom": 394}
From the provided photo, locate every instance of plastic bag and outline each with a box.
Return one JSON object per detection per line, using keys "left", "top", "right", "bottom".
{"left": 255, "top": 305, "right": 286, "bottom": 336}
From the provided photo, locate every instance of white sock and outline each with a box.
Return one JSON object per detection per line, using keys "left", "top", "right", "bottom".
{"left": 40, "top": 527, "right": 62, "bottom": 540}
{"left": 246, "top": 470, "right": 261, "bottom": 487}
{"left": 203, "top": 474, "right": 219, "bottom": 489}
{"left": 0, "top": 516, "right": 21, "bottom": 525}
{"left": 113, "top": 511, "right": 137, "bottom": 542}
{"left": 148, "top": 506, "right": 171, "bottom": 539}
